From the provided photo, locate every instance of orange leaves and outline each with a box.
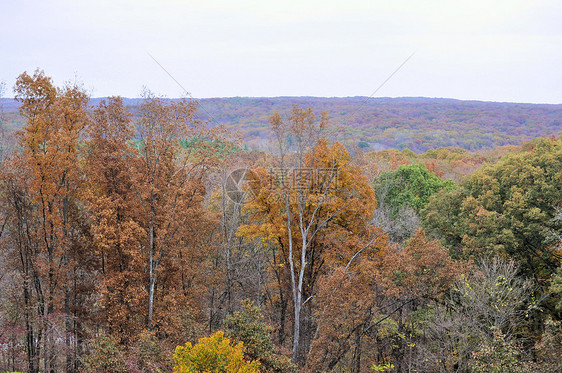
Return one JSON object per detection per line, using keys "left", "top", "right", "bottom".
{"left": 0, "top": 70, "right": 97, "bottom": 372}
{"left": 16, "top": 70, "right": 88, "bottom": 184}
{"left": 239, "top": 138, "right": 379, "bottom": 268}
{"left": 424, "top": 159, "right": 444, "bottom": 178}
{"left": 84, "top": 98, "right": 147, "bottom": 343}
{"left": 83, "top": 95, "right": 219, "bottom": 341}
{"left": 307, "top": 230, "right": 461, "bottom": 371}
{"left": 382, "top": 230, "right": 463, "bottom": 300}
{"left": 13, "top": 68, "right": 89, "bottom": 271}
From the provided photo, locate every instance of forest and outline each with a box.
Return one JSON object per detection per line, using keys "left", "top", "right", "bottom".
{"left": 0, "top": 70, "right": 561, "bottom": 373}
{"left": 2, "top": 95, "right": 561, "bottom": 153}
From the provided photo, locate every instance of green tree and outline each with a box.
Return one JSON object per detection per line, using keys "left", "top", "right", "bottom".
{"left": 374, "top": 163, "right": 455, "bottom": 218}
{"left": 225, "top": 300, "right": 294, "bottom": 373}
{"left": 423, "top": 136, "right": 562, "bottom": 285}
{"left": 173, "top": 331, "right": 260, "bottom": 373}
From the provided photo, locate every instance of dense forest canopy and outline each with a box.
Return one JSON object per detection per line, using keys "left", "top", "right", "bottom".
{"left": 0, "top": 71, "right": 561, "bottom": 373}
{"left": 2, "top": 96, "right": 561, "bottom": 152}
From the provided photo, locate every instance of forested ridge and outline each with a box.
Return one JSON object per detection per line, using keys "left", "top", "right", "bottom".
{"left": 0, "top": 71, "right": 561, "bottom": 373}
{"left": 2, "top": 96, "right": 561, "bottom": 152}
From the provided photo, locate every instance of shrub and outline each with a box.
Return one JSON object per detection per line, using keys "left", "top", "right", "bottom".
{"left": 173, "top": 330, "right": 260, "bottom": 373}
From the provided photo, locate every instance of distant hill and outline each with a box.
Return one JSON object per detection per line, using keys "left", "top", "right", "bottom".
{"left": 2, "top": 97, "right": 561, "bottom": 152}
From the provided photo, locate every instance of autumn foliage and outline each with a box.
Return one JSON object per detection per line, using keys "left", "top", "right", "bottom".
{"left": 173, "top": 331, "right": 260, "bottom": 373}
{"left": 0, "top": 70, "right": 561, "bottom": 373}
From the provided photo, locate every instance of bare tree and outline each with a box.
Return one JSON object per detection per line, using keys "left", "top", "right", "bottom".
{"left": 418, "top": 258, "right": 538, "bottom": 372}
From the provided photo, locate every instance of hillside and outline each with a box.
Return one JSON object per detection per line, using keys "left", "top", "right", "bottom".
{"left": 1, "top": 75, "right": 562, "bottom": 372}
{"left": 2, "top": 96, "right": 561, "bottom": 152}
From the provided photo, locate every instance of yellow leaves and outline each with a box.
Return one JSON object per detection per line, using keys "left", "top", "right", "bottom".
{"left": 375, "top": 317, "right": 401, "bottom": 340}
{"left": 173, "top": 331, "right": 260, "bottom": 373}
{"left": 237, "top": 223, "right": 278, "bottom": 245}
{"left": 371, "top": 360, "right": 394, "bottom": 372}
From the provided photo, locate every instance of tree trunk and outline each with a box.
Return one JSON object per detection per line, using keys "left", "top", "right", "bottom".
{"left": 352, "top": 329, "right": 362, "bottom": 373}
{"left": 65, "top": 287, "right": 72, "bottom": 373}
{"left": 148, "top": 255, "right": 155, "bottom": 328}
{"left": 278, "top": 288, "right": 287, "bottom": 346}
{"left": 292, "top": 297, "right": 301, "bottom": 364}
{"left": 23, "top": 279, "right": 39, "bottom": 373}
{"left": 148, "top": 203, "right": 155, "bottom": 328}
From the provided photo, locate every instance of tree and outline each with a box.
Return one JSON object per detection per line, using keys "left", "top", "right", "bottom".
{"left": 551, "top": 266, "right": 562, "bottom": 311}
{"left": 370, "top": 230, "right": 463, "bottom": 372}
{"left": 81, "top": 333, "right": 128, "bottom": 373}
{"left": 239, "top": 105, "right": 384, "bottom": 365}
{"left": 306, "top": 265, "right": 380, "bottom": 372}
{"left": 173, "top": 331, "right": 260, "bottom": 373}
{"left": 421, "top": 258, "right": 536, "bottom": 372}
{"left": 127, "top": 94, "right": 219, "bottom": 332}
{"left": 206, "top": 149, "right": 265, "bottom": 331}
{"left": 225, "top": 300, "right": 293, "bottom": 373}
{"left": 304, "top": 230, "right": 460, "bottom": 372}
{"left": 469, "top": 328, "right": 528, "bottom": 373}
{"left": 372, "top": 163, "right": 455, "bottom": 244}
{"left": 2, "top": 69, "right": 92, "bottom": 373}
{"left": 423, "top": 136, "right": 562, "bottom": 287}
{"left": 374, "top": 163, "right": 455, "bottom": 218}
{"left": 533, "top": 317, "right": 562, "bottom": 373}
{"left": 84, "top": 94, "right": 220, "bottom": 347}
{"left": 127, "top": 329, "right": 172, "bottom": 372}
{"left": 83, "top": 97, "right": 146, "bottom": 343}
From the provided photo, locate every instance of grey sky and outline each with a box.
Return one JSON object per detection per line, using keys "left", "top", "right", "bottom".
{"left": 1, "top": 0, "right": 561, "bottom": 103}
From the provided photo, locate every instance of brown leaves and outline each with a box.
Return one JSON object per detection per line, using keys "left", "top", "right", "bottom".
{"left": 84, "top": 95, "right": 219, "bottom": 342}
{"left": 381, "top": 229, "right": 464, "bottom": 300}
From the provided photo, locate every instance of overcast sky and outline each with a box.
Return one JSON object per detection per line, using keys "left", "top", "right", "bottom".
{"left": 1, "top": 0, "right": 561, "bottom": 103}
